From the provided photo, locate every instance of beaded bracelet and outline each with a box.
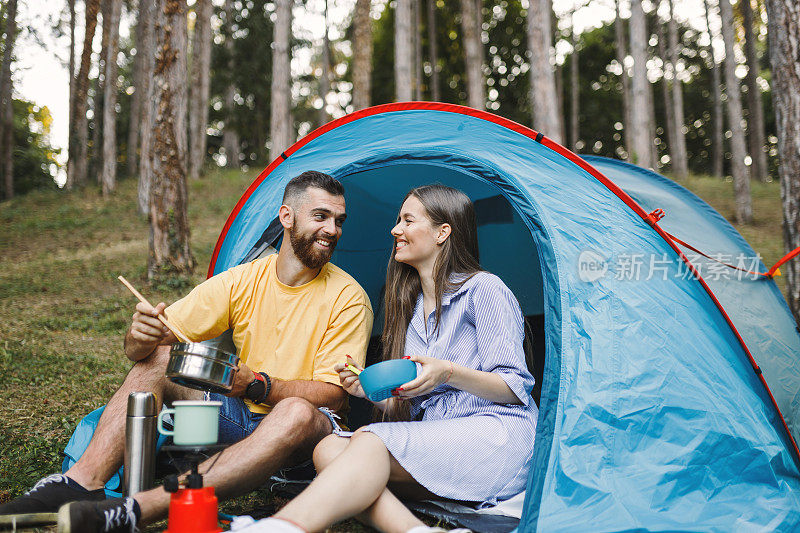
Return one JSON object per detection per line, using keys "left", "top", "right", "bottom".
{"left": 444, "top": 360, "right": 454, "bottom": 383}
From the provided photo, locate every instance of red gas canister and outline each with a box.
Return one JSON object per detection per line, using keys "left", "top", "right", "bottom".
{"left": 164, "top": 486, "right": 221, "bottom": 533}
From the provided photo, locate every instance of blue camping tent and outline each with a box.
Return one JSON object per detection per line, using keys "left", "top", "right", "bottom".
{"left": 208, "top": 102, "right": 800, "bottom": 531}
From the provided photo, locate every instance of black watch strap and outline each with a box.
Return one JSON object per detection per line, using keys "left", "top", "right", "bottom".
{"left": 258, "top": 372, "right": 272, "bottom": 403}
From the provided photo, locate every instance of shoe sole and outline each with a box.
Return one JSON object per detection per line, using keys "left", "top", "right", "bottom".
{"left": 0, "top": 512, "right": 58, "bottom": 530}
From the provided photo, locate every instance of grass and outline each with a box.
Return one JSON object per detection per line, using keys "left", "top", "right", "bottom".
{"left": 0, "top": 165, "right": 791, "bottom": 531}
{"left": 676, "top": 173, "right": 788, "bottom": 294}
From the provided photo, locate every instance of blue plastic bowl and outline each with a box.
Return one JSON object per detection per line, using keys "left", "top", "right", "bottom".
{"left": 359, "top": 359, "right": 417, "bottom": 402}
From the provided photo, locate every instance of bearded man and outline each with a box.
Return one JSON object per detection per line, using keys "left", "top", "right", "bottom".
{"left": 0, "top": 171, "right": 373, "bottom": 533}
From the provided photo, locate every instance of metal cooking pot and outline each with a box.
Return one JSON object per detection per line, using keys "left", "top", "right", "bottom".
{"left": 166, "top": 342, "right": 240, "bottom": 393}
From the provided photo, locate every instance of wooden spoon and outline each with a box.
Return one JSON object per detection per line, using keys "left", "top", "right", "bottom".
{"left": 118, "top": 275, "right": 188, "bottom": 343}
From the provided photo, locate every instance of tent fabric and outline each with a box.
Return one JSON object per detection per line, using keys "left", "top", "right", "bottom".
{"left": 62, "top": 407, "right": 125, "bottom": 498}
{"left": 583, "top": 155, "right": 800, "bottom": 443}
{"left": 209, "top": 102, "right": 800, "bottom": 531}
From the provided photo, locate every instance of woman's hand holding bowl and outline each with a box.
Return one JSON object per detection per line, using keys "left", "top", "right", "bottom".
{"left": 335, "top": 356, "right": 365, "bottom": 399}
{"left": 395, "top": 354, "right": 453, "bottom": 398}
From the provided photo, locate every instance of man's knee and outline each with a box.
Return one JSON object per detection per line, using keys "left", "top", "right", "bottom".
{"left": 260, "top": 398, "right": 327, "bottom": 443}
{"left": 271, "top": 397, "right": 318, "bottom": 425}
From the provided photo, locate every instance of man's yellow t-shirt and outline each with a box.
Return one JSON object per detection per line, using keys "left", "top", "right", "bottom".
{"left": 165, "top": 254, "right": 373, "bottom": 414}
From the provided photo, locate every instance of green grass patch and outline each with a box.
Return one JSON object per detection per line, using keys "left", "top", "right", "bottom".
{"left": 31, "top": 299, "right": 129, "bottom": 334}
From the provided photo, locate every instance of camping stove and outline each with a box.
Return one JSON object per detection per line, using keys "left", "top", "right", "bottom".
{"left": 161, "top": 444, "right": 226, "bottom": 533}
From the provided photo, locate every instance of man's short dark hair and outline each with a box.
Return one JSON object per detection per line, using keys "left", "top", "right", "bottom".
{"left": 282, "top": 171, "right": 344, "bottom": 206}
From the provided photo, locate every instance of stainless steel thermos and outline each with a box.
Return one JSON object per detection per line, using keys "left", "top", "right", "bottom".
{"left": 124, "top": 392, "right": 157, "bottom": 496}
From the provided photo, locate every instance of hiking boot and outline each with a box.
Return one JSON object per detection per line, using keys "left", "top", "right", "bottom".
{"left": 0, "top": 474, "right": 105, "bottom": 515}
{"left": 57, "top": 497, "right": 139, "bottom": 533}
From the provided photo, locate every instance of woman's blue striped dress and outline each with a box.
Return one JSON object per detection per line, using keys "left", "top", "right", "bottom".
{"left": 362, "top": 271, "right": 539, "bottom": 506}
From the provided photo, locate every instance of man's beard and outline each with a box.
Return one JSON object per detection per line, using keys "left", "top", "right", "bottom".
{"left": 289, "top": 226, "right": 338, "bottom": 269}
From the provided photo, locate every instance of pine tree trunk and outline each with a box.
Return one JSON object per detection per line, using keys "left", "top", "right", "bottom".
{"left": 614, "top": 0, "right": 632, "bottom": 160}
{"left": 460, "top": 0, "right": 484, "bottom": 109}
{"left": 527, "top": 0, "right": 562, "bottom": 143}
{"left": 764, "top": 0, "right": 800, "bottom": 321}
{"left": 352, "top": 0, "right": 372, "bottom": 110}
{"left": 188, "top": 0, "right": 212, "bottom": 180}
{"left": 221, "top": 0, "right": 240, "bottom": 167}
{"left": 138, "top": 0, "right": 156, "bottom": 214}
{"left": 148, "top": 0, "right": 194, "bottom": 279}
{"left": 569, "top": 12, "right": 579, "bottom": 151}
{"left": 222, "top": 86, "right": 239, "bottom": 166}
{"left": 66, "top": 0, "right": 101, "bottom": 189}
{"left": 318, "top": 0, "right": 331, "bottom": 127}
{"left": 656, "top": 16, "right": 678, "bottom": 174}
{"left": 629, "top": 0, "right": 654, "bottom": 168}
{"left": 92, "top": 0, "right": 112, "bottom": 182}
{"left": 426, "top": 0, "right": 440, "bottom": 102}
{"left": 718, "top": 0, "right": 752, "bottom": 224}
{"left": 395, "top": 0, "right": 413, "bottom": 102}
{"left": 270, "top": 0, "right": 292, "bottom": 161}
{"left": 646, "top": 15, "right": 658, "bottom": 167}
{"left": 555, "top": 60, "right": 565, "bottom": 139}
{"left": 101, "top": 0, "right": 122, "bottom": 196}
{"left": 741, "top": 0, "right": 768, "bottom": 182}
{"left": 414, "top": 0, "right": 423, "bottom": 100}
{"left": 0, "top": 0, "right": 17, "bottom": 200}
{"left": 704, "top": 0, "right": 724, "bottom": 178}
{"left": 69, "top": 0, "right": 76, "bottom": 144}
{"left": 667, "top": 0, "right": 688, "bottom": 179}
{"left": 127, "top": 0, "right": 148, "bottom": 178}
{"left": 551, "top": 0, "right": 566, "bottom": 143}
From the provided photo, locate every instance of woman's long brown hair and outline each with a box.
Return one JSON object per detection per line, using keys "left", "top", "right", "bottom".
{"left": 381, "top": 185, "right": 482, "bottom": 421}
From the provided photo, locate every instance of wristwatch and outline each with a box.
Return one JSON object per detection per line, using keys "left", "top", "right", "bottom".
{"left": 245, "top": 371, "right": 271, "bottom": 404}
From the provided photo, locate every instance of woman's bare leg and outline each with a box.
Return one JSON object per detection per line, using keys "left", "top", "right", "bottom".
{"left": 306, "top": 433, "right": 429, "bottom": 533}
{"left": 355, "top": 487, "right": 426, "bottom": 533}
{"left": 274, "top": 431, "right": 391, "bottom": 530}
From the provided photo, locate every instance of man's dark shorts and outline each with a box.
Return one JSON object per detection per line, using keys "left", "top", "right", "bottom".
{"left": 204, "top": 392, "right": 348, "bottom": 444}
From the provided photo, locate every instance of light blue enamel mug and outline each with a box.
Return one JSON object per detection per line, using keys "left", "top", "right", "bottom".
{"left": 157, "top": 400, "right": 221, "bottom": 446}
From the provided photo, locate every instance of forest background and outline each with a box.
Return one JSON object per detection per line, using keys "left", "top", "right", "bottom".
{"left": 0, "top": 0, "right": 788, "bottom": 193}
{"left": 1, "top": 0, "right": 796, "bottom": 285}
{"left": 1, "top": 0, "right": 800, "bottom": 529}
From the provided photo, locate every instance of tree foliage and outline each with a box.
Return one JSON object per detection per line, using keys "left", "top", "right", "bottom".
{"left": 209, "top": 0, "right": 274, "bottom": 166}
{"left": 363, "top": 1, "right": 775, "bottom": 179}
{"left": 9, "top": 99, "right": 60, "bottom": 196}
{"left": 4, "top": 0, "right": 781, "bottom": 197}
